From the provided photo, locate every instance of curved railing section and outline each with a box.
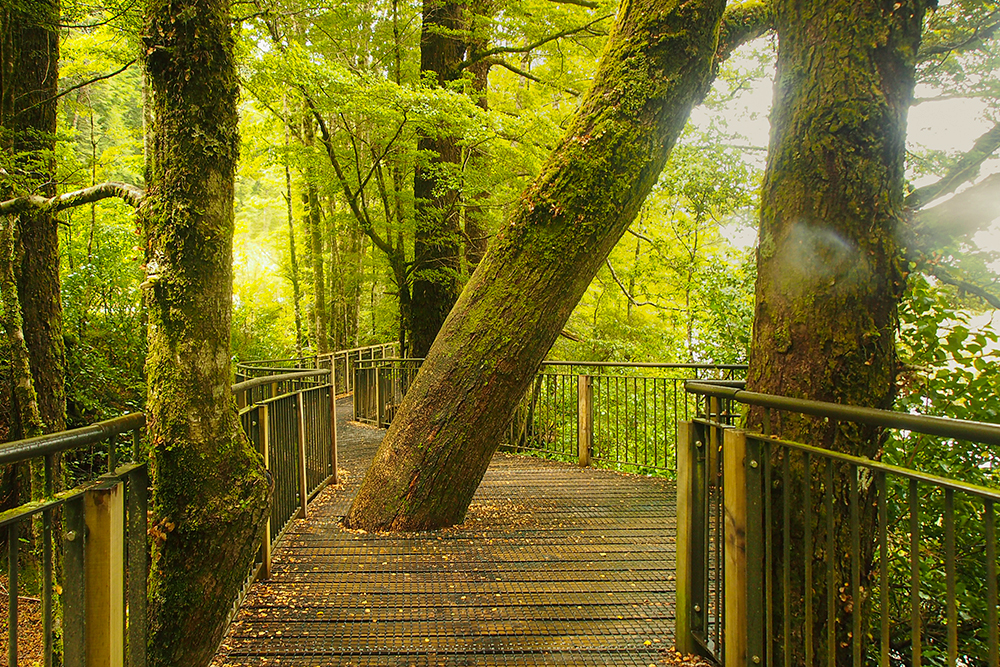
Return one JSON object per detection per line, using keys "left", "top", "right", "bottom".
{"left": 351, "top": 357, "right": 748, "bottom": 476}
{"left": 678, "top": 380, "right": 1000, "bottom": 667}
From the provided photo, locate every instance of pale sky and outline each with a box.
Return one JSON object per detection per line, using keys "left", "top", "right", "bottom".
{"left": 692, "top": 54, "right": 1000, "bottom": 266}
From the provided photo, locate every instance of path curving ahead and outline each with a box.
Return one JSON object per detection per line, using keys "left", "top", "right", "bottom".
{"left": 212, "top": 399, "right": 684, "bottom": 666}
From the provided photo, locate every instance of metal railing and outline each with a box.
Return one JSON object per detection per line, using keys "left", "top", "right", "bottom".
{"left": 1, "top": 366, "right": 340, "bottom": 667}
{"left": 235, "top": 342, "right": 398, "bottom": 396}
{"left": 232, "top": 369, "right": 338, "bottom": 581}
{"left": 677, "top": 381, "right": 1000, "bottom": 667}
{"left": 0, "top": 414, "right": 148, "bottom": 667}
{"left": 351, "top": 357, "right": 746, "bottom": 476}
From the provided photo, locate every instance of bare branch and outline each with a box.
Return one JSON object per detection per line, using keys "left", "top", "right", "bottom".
{"left": 625, "top": 226, "right": 655, "bottom": 244}
{"left": 0, "top": 182, "right": 144, "bottom": 216}
{"left": 459, "top": 15, "right": 613, "bottom": 71}
{"left": 546, "top": 0, "right": 599, "bottom": 8}
{"left": 16, "top": 60, "right": 137, "bottom": 117}
{"left": 906, "top": 122, "right": 1000, "bottom": 209}
{"left": 489, "top": 59, "right": 581, "bottom": 96}
{"left": 605, "top": 259, "right": 675, "bottom": 310}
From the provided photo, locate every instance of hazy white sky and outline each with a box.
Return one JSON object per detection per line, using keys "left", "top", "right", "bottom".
{"left": 693, "top": 59, "right": 1000, "bottom": 264}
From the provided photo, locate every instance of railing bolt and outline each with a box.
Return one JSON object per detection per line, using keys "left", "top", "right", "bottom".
{"left": 693, "top": 604, "right": 701, "bottom": 613}
{"left": 65, "top": 530, "right": 78, "bottom": 542}
{"left": 753, "top": 656, "right": 761, "bottom": 664}
{"left": 695, "top": 440, "right": 703, "bottom": 448}
{"left": 750, "top": 459, "right": 758, "bottom": 468}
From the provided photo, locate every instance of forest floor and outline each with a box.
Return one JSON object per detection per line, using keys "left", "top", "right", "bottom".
{"left": 212, "top": 398, "right": 714, "bottom": 667}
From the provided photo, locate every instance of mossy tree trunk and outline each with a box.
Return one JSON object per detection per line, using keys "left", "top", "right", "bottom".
{"left": 745, "top": 0, "right": 931, "bottom": 662}
{"left": 302, "top": 115, "right": 330, "bottom": 355}
{"left": 142, "top": 0, "right": 270, "bottom": 664}
{"left": 345, "top": 0, "right": 726, "bottom": 532}
{"left": 2, "top": 0, "right": 65, "bottom": 440}
{"left": 409, "top": 0, "right": 467, "bottom": 357}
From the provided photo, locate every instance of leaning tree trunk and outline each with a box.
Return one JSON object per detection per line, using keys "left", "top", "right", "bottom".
{"left": 744, "top": 0, "right": 930, "bottom": 663}
{"left": 142, "top": 0, "right": 270, "bottom": 664}
{"left": 345, "top": 0, "right": 726, "bottom": 531}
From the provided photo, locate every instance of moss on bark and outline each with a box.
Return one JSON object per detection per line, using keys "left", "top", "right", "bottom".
{"left": 745, "top": 0, "right": 932, "bottom": 661}
{"left": 142, "top": 0, "right": 269, "bottom": 664}
{"left": 345, "top": 0, "right": 726, "bottom": 532}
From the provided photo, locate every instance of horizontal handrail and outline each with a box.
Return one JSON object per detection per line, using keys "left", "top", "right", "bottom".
{"left": 544, "top": 360, "right": 748, "bottom": 370}
{"left": 685, "top": 380, "right": 1000, "bottom": 446}
{"left": 354, "top": 357, "right": 748, "bottom": 371}
{"left": 0, "top": 412, "right": 145, "bottom": 466}
{"left": 231, "top": 369, "right": 330, "bottom": 394}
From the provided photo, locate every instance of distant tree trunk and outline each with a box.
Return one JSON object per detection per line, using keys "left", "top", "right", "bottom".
{"left": 283, "top": 117, "right": 305, "bottom": 358}
{"left": 462, "top": 3, "right": 492, "bottom": 272}
{"left": 409, "top": 0, "right": 466, "bottom": 357}
{"left": 142, "top": 0, "right": 270, "bottom": 663}
{"left": 345, "top": 0, "right": 726, "bottom": 531}
{"left": 745, "top": 0, "right": 930, "bottom": 662}
{"left": 302, "top": 116, "right": 329, "bottom": 354}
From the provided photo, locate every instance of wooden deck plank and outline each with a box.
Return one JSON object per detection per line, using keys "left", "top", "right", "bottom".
{"left": 212, "top": 402, "right": 680, "bottom": 667}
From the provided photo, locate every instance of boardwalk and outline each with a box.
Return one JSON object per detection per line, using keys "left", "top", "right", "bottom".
{"left": 213, "top": 402, "right": 681, "bottom": 666}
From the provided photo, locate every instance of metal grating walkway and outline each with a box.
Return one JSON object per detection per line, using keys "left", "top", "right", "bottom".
{"left": 212, "top": 401, "right": 680, "bottom": 666}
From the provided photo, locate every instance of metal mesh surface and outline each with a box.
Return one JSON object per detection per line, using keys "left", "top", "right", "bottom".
{"left": 212, "top": 399, "right": 679, "bottom": 667}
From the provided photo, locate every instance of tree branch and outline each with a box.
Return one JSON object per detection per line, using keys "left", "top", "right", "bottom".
{"left": 715, "top": 0, "right": 774, "bottom": 65}
{"left": 605, "top": 259, "right": 674, "bottom": 310}
{"left": 918, "top": 12, "right": 1000, "bottom": 60}
{"left": 625, "top": 226, "right": 655, "bottom": 244}
{"left": 911, "top": 172, "right": 1000, "bottom": 244}
{"left": 16, "top": 60, "right": 137, "bottom": 117}
{"left": 489, "top": 59, "right": 581, "bottom": 96}
{"left": 925, "top": 264, "right": 1000, "bottom": 310}
{"left": 0, "top": 182, "right": 144, "bottom": 216}
{"left": 459, "top": 15, "right": 613, "bottom": 70}
{"left": 906, "top": 121, "right": 1000, "bottom": 209}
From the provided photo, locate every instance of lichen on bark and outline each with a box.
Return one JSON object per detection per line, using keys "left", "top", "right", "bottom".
{"left": 141, "top": 0, "right": 269, "bottom": 664}
{"left": 744, "top": 0, "right": 933, "bottom": 662}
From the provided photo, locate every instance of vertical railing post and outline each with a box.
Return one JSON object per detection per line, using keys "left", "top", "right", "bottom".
{"left": 127, "top": 465, "right": 149, "bottom": 667}
{"left": 723, "top": 428, "right": 747, "bottom": 667}
{"left": 84, "top": 481, "right": 125, "bottom": 667}
{"left": 577, "top": 374, "right": 593, "bottom": 467}
{"left": 63, "top": 495, "right": 86, "bottom": 667}
{"left": 260, "top": 404, "right": 272, "bottom": 579}
{"left": 296, "top": 396, "right": 308, "bottom": 518}
{"left": 329, "top": 359, "right": 339, "bottom": 485}
{"left": 675, "top": 420, "right": 699, "bottom": 655}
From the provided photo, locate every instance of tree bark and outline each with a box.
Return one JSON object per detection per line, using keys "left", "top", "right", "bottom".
{"left": 745, "top": 0, "right": 931, "bottom": 662}
{"left": 409, "top": 0, "right": 467, "bottom": 357}
{"left": 345, "top": 0, "right": 726, "bottom": 531}
{"left": 3, "top": 0, "right": 65, "bottom": 438}
{"left": 142, "top": 0, "right": 270, "bottom": 663}
{"left": 302, "top": 116, "right": 330, "bottom": 354}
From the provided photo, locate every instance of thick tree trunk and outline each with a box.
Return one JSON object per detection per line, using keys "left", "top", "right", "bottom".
{"left": 345, "top": 0, "right": 726, "bottom": 531}
{"left": 745, "top": 0, "right": 930, "bottom": 662}
{"left": 142, "top": 0, "right": 270, "bottom": 664}
{"left": 4, "top": 0, "right": 65, "bottom": 438}
{"left": 408, "top": 0, "right": 467, "bottom": 357}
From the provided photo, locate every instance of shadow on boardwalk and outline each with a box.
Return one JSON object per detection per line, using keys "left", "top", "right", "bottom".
{"left": 213, "top": 399, "right": 690, "bottom": 666}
